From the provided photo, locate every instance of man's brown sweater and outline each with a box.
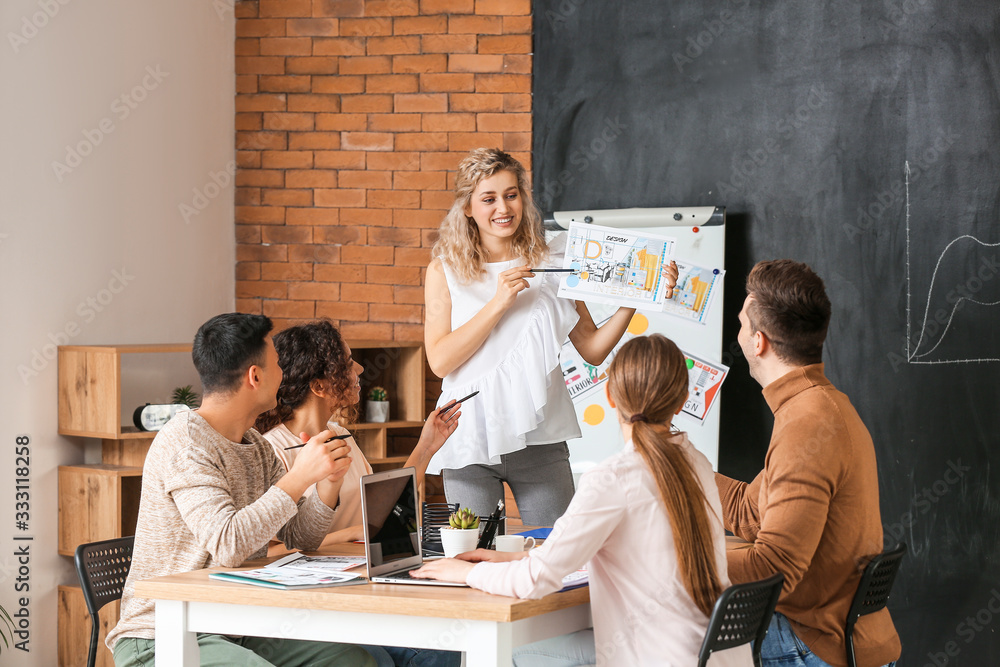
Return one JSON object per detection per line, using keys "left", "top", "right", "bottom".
{"left": 716, "top": 364, "right": 901, "bottom": 667}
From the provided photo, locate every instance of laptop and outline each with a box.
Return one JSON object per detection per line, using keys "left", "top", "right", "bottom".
{"left": 360, "top": 467, "right": 468, "bottom": 587}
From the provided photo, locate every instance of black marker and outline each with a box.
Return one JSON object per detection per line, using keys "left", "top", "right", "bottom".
{"left": 440, "top": 390, "right": 480, "bottom": 417}
{"left": 284, "top": 433, "right": 352, "bottom": 450}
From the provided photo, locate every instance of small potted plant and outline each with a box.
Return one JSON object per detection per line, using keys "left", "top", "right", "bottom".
{"left": 365, "top": 386, "right": 389, "bottom": 423}
{"left": 171, "top": 385, "right": 200, "bottom": 408}
{"left": 439, "top": 508, "right": 480, "bottom": 558}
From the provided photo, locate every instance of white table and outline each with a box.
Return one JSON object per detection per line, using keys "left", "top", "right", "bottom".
{"left": 134, "top": 556, "right": 591, "bottom": 667}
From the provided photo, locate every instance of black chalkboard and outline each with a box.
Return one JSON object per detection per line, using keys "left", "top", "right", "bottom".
{"left": 533, "top": 1, "right": 1000, "bottom": 663}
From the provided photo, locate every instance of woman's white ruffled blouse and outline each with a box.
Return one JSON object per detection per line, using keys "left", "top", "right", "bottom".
{"left": 427, "top": 234, "right": 582, "bottom": 475}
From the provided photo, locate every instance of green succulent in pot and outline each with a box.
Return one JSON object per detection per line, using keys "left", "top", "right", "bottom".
{"left": 448, "top": 507, "right": 480, "bottom": 530}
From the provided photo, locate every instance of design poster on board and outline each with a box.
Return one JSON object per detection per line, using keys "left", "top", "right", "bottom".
{"left": 662, "top": 259, "right": 725, "bottom": 325}
{"left": 681, "top": 351, "right": 728, "bottom": 422}
{"left": 557, "top": 222, "right": 677, "bottom": 312}
{"left": 562, "top": 334, "right": 729, "bottom": 423}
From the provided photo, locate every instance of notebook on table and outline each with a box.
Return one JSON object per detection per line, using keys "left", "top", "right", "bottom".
{"left": 360, "top": 467, "right": 468, "bottom": 587}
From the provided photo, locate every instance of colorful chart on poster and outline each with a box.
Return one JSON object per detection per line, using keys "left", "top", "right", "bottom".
{"left": 662, "top": 260, "right": 725, "bottom": 325}
{"left": 681, "top": 351, "right": 728, "bottom": 422}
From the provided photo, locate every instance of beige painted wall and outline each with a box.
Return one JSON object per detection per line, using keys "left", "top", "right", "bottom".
{"left": 0, "top": 0, "right": 235, "bottom": 664}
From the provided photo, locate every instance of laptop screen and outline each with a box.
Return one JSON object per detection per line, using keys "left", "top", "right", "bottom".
{"left": 362, "top": 470, "right": 419, "bottom": 568}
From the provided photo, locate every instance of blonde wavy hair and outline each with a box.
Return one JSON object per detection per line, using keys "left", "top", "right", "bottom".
{"left": 432, "top": 148, "right": 548, "bottom": 284}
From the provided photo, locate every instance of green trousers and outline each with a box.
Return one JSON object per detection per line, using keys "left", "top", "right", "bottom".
{"left": 113, "top": 634, "right": 376, "bottom": 667}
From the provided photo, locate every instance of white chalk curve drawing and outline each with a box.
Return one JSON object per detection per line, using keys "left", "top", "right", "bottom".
{"left": 905, "top": 161, "right": 1000, "bottom": 364}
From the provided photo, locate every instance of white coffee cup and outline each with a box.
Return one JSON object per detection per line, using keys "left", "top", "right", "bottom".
{"left": 494, "top": 534, "right": 536, "bottom": 553}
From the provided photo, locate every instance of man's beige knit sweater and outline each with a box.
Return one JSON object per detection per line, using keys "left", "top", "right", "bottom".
{"left": 106, "top": 410, "right": 336, "bottom": 650}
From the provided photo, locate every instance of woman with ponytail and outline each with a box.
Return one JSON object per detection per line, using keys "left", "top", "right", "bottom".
{"left": 413, "top": 335, "right": 751, "bottom": 667}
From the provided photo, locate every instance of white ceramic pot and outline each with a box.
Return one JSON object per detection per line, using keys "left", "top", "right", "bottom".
{"left": 366, "top": 400, "right": 389, "bottom": 423}
{"left": 439, "top": 527, "right": 479, "bottom": 558}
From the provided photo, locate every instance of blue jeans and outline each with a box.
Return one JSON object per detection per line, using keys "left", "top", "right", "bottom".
{"left": 760, "top": 613, "right": 897, "bottom": 667}
{"left": 442, "top": 442, "right": 576, "bottom": 527}
{"left": 362, "top": 645, "right": 460, "bottom": 667}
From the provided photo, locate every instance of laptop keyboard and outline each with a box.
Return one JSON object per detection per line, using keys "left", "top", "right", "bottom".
{"left": 381, "top": 567, "right": 420, "bottom": 580}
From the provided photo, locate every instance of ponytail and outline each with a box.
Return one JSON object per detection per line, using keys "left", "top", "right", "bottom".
{"left": 608, "top": 334, "right": 723, "bottom": 616}
{"left": 631, "top": 421, "right": 722, "bottom": 616}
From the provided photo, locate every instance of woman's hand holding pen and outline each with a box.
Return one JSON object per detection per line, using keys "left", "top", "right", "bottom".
{"left": 491, "top": 265, "right": 533, "bottom": 311}
{"left": 415, "top": 404, "right": 461, "bottom": 460}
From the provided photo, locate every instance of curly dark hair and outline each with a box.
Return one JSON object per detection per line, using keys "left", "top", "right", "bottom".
{"left": 254, "top": 319, "right": 357, "bottom": 433}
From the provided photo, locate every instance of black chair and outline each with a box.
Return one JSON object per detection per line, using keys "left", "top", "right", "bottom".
{"left": 698, "top": 572, "right": 784, "bottom": 667}
{"left": 74, "top": 536, "right": 135, "bottom": 667}
{"left": 845, "top": 542, "right": 906, "bottom": 667}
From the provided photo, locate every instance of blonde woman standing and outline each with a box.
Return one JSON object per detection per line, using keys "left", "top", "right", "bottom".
{"left": 424, "top": 148, "right": 677, "bottom": 525}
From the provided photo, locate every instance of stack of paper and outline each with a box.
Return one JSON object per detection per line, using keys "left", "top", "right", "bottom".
{"left": 209, "top": 553, "right": 366, "bottom": 590}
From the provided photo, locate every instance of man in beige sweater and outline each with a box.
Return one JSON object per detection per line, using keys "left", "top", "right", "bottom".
{"left": 107, "top": 313, "right": 374, "bottom": 666}
{"left": 716, "top": 261, "right": 901, "bottom": 667}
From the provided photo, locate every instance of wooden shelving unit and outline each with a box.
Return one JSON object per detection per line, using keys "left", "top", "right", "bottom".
{"left": 55, "top": 340, "right": 426, "bottom": 665}
{"left": 58, "top": 344, "right": 192, "bottom": 439}
{"left": 57, "top": 464, "right": 143, "bottom": 557}
{"left": 343, "top": 340, "right": 426, "bottom": 466}
{"left": 57, "top": 344, "right": 192, "bottom": 667}
{"left": 58, "top": 585, "right": 118, "bottom": 667}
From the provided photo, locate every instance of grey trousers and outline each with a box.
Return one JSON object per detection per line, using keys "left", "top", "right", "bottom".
{"left": 441, "top": 442, "right": 576, "bottom": 527}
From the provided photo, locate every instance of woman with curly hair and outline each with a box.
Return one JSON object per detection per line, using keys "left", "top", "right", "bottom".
{"left": 424, "top": 147, "right": 678, "bottom": 525}
{"left": 255, "top": 319, "right": 460, "bottom": 546}
{"left": 255, "top": 320, "right": 463, "bottom": 667}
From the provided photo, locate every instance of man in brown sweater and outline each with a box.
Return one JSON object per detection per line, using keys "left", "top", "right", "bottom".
{"left": 716, "top": 260, "right": 901, "bottom": 667}
{"left": 107, "top": 313, "right": 374, "bottom": 666}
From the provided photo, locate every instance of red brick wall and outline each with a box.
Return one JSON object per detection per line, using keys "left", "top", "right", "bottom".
{"left": 233, "top": 0, "right": 533, "bottom": 341}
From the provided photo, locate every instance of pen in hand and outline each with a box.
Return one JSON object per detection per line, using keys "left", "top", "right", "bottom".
{"left": 440, "top": 390, "right": 480, "bottom": 421}
{"left": 284, "top": 433, "right": 351, "bottom": 450}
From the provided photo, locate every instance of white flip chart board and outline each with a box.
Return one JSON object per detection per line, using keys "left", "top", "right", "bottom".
{"left": 546, "top": 207, "right": 727, "bottom": 471}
